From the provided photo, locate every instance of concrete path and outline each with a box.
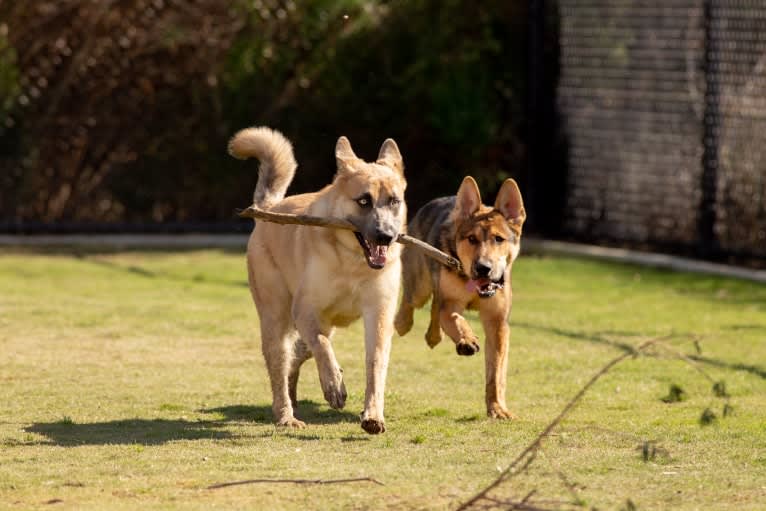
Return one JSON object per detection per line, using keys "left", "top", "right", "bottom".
{"left": 523, "top": 239, "right": 766, "bottom": 284}
{"left": 0, "top": 234, "right": 249, "bottom": 249}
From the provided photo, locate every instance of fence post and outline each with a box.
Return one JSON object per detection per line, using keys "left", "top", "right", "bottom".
{"left": 524, "top": 0, "right": 545, "bottom": 230}
{"left": 699, "top": 0, "right": 720, "bottom": 258}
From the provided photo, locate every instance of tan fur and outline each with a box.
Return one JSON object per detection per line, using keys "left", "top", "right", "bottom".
{"left": 231, "top": 126, "right": 406, "bottom": 434}
{"left": 395, "top": 176, "right": 525, "bottom": 419}
{"left": 229, "top": 126, "right": 298, "bottom": 209}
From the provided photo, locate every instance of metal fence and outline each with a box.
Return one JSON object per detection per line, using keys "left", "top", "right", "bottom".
{"left": 553, "top": 0, "right": 766, "bottom": 261}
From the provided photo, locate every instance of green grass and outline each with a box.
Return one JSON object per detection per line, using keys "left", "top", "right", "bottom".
{"left": 1, "top": 247, "right": 765, "bottom": 510}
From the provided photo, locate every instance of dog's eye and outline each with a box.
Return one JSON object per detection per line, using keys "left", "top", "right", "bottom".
{"left": 356, "top": 194, "right": 372, "bottom": 208}
{"left": 494, "top": 235, "right": 505, "bottom": 243}
{"left": 389, "top": 197, "right": 401, "bottom": 207}
{"left": 467, "top": 235, "right": 479, "bottom": 245}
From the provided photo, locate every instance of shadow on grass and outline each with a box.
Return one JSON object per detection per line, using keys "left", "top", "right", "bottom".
{"left": 515, "top": 322, "right": 639, "bottom": 354}
{"left": 26, "top": 401, "right": 358, "bottom": 447}
{"left": 76, "top": 254, "right": 249, "bottom": 289}
{"left": 516, "top": 322, "right": 766, "bottom": 380}
{"left": 25, "top": 418, "right": 233, "bottom": 446}
{"left": 200, "top": 400, "right": 359, "bottom": 426}
{"left": 724, "top": 324, "right": 766, "bottom": 331}
{"left": 687, "top": 355, "right": 766, "bottom": 380}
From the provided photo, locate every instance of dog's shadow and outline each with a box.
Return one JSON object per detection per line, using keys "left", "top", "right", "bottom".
{"left": 25, "top": 417, "right": 233, "bottom": 447}
{"left": 200, "top": 401, "right": 359, "bottom": 426}
{"left": 25, "top": 401, "right": 357, "bottom": 447}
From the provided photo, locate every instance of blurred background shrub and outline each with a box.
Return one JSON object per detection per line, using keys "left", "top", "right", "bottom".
{"left": 0, "top": 0, "right": 528, "bottom": 225}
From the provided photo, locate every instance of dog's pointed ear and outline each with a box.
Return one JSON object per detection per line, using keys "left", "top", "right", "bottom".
{"left": 494, "top": 178, "right": 526, "bottom": 226}
{"left": 455, "top": 176, "right": 482, "bottom": 219}
{"left": 336, "top": 136, "right": 359, "bottom": 173}
{"left": 376, "top": 139, "right": 404, "bottom": 175}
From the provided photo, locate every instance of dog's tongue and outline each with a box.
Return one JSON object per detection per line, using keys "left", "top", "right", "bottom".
{"left": 466, "top": 278, "right": 492, "bottom": 293}
{"left": 369, "top": 244, "right": 388, "bottom": 266}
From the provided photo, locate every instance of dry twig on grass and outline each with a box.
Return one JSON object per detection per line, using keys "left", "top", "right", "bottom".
{"left": 456, "top": 334, "right": 735, "bottom": 510}
{"left": 457, "top": 336, "right": 671, "bottom": 511}
{"left": 207, "top": 476, "right": 385, "bottom": 490}
{"left": 237, "top": 205, "right": 463, "bottom": 272}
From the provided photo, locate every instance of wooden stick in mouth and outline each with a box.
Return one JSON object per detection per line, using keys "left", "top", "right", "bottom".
{"left": 238, "top": 205, "right": 462, "bottom": 273}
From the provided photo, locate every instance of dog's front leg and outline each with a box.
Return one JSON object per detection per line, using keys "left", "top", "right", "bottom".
{"left": 480, "top": 307, "right": 515, "bottom": 419}
{"left": 439, "top": 302, "right": 481, "bottom": 356}
{"left": 359, "top": 295, "right": 396, "bottom": 435}
{"left": 292, "top": 301, "right": 347, "bottom": 411}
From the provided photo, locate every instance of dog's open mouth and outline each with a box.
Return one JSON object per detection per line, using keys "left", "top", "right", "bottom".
{"left": 465, "top": 275, "right": 505, "bottom": 298}
{"left": 354, "top": 232, "right": 389, "bottom": 269}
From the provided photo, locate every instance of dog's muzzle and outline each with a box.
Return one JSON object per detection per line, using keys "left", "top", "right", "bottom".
{"left": 465, "top": 274, "right": 505, "bottom": 298}
{"left": 354, "top": 232, "right": 393, "bottom": 269}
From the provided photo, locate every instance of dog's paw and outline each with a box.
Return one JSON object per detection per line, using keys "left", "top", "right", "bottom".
{"left": 456, "top": 340, "right": 480, "bottom": 356}
{"left": 360, "top": 418, "right": 386, "bottom": 435}
{"left": 276, "top": 417, "right": 307, "bottom": 428}
{"left": 487, "top": 404, "right": 517, "bottom": 420}
{"left": 322, "top": 371, "right": 347, "bottom": 410}
{"left": 452, "top": 313, "right": 480, "bottom": 355}
{"left": 425, "top": 324, "right": 443, "bottom": 348}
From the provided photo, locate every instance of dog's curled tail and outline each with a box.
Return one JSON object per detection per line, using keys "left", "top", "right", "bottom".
{"left": 228, "top": 126, "right": 297, "bottom": 209}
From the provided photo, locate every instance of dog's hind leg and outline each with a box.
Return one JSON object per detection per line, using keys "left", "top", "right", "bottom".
{"left": 394, "top": 247, "right": 431, "bottom": 335}
{"left": 249, "top": 243, "right": 305, "bottom": 427}
{"left": 425, "top": 270, "right": 444, "bottom": 348}
{"left": 394, "top": 297, "right": 416, "bottom": 337}
{"left": 395, "top": 249, "right": 431, "bottom": 336}
{"left": 260, "top": 322, "right": 306, "bottom": 428}
{"left": 287, "top": 337, "right": 313, "bottom": 409}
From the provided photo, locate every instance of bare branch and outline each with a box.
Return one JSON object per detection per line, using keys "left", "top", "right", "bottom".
{"left": 238, "top": 205, "right": 463, "bottom": 272}
{"left": 652, "top": 338, "right": 716, "bottom": 384}
{"left": 538, "top": 448, "right": 581, "bottom": 504}
{"left": 207, "top": 476, "right": 385, "bottom": 490}
{"left": 456, "top": 335, "right": 673, "bottom": 511}
{"left": 399, "top": 233, "right": 462, "bottom": 272}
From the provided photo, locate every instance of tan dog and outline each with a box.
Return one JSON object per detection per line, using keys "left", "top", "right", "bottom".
{"left": 395, "top": 176, "right": 525, "bottom": 418}
{"left": 229, "top": 127, "right": 407, "bottom": 434}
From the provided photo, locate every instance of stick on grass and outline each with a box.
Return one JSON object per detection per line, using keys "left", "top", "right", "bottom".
{"left": 207, "top": 476, "right": 385, "bottom": 490}
{"left": 456, "top": 335, "right": 672, "bottom": 510}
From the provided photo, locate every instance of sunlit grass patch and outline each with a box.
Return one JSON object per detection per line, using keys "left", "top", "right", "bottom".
{"left": 0, "top": 248, "right": 764, "bottom": 510}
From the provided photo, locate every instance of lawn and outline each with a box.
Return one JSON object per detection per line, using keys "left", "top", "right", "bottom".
{"left": 1, "top": 246, "right": 764, "bottom": 510}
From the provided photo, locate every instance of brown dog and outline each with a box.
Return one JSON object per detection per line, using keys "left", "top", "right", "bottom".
{"left": 395, "top": 176, "right": 525, "bottom": 418}
{"left": 229, "top": 127, "right": 407, "bottom": 434}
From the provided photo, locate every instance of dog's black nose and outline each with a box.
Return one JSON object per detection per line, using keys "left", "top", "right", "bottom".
{"left": 474, "top": 261, "right": 491, "bottom": 277}
{"left": 374, "top": 231, "right": 394, "bottom": 246}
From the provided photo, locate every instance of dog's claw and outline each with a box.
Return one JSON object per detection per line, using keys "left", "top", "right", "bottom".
{"left": 320, "top": 365, "right": 347, "bottom": 409}
{"left": 361, "top": 418, "right": 386, "bottom": 434}
{"left": 456, "top": 341, "right": 480, "bottom": 356}
{"left": 323, "top": 379, "right": 347, "bottom": 410}
{"left": 487, "top": 404, "right": 516, "bottom": 420}
{"left": 277, "top": 417, "right": 307, "bottom": 428}
{"left": 324, "top": 386, "right": 347, "bottom": 410}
